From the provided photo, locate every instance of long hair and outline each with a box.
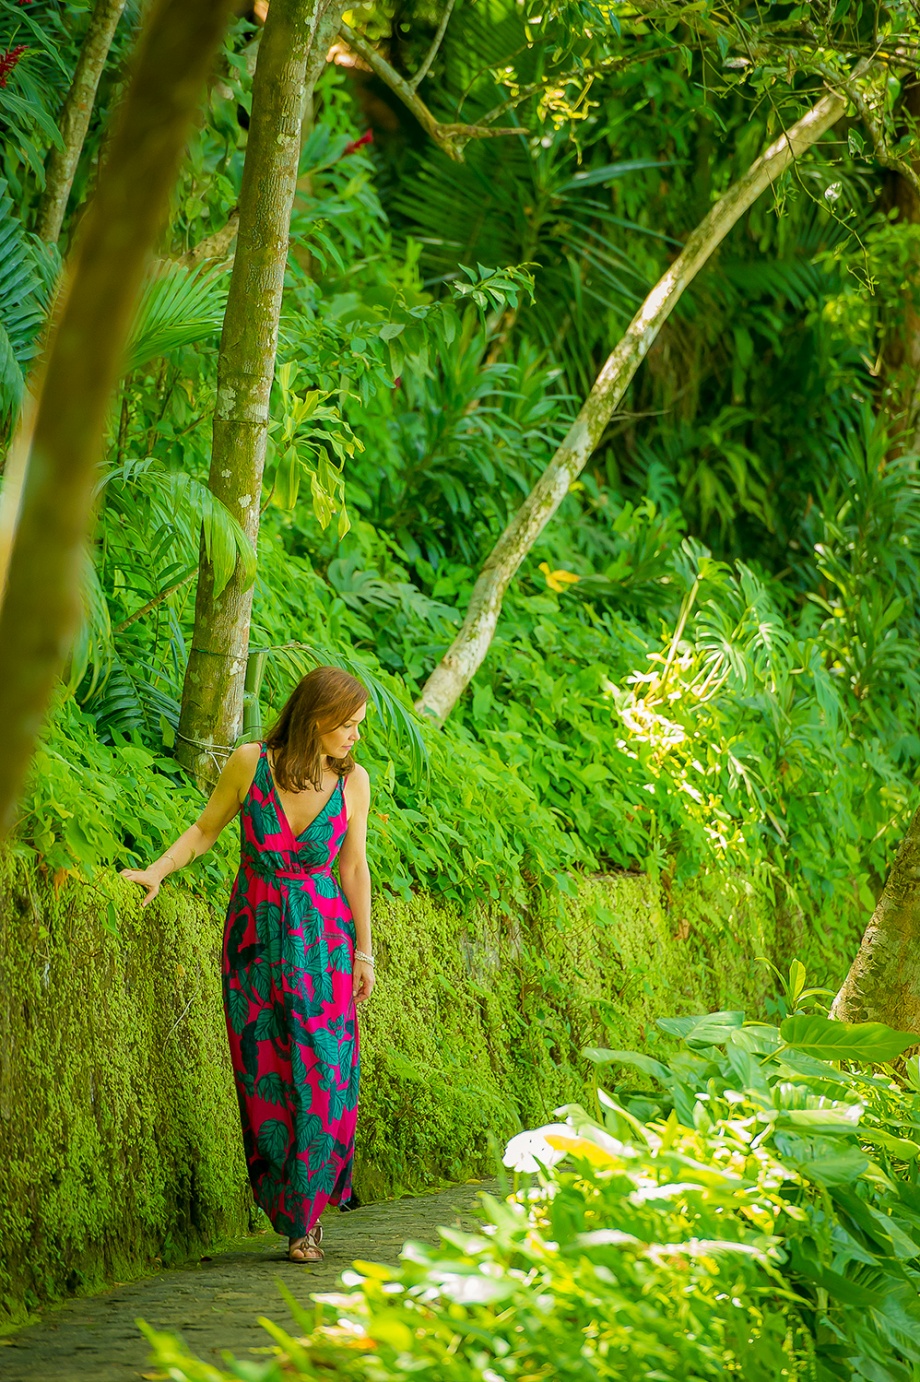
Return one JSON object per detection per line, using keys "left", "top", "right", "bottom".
{"left": 266, "top": 665, "right": 367, "bottom": 792}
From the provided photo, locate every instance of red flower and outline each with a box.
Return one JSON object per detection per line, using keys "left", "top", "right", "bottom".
{"left": 0, "top": 44, "right": 27, "bottom": 88}
{"left": 343, "top": 129, "right": 374, "bottom": 155}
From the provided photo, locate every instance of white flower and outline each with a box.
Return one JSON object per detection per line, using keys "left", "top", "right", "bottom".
{"left": 503, "top": 1123, "right": 570, "bottom": 1173}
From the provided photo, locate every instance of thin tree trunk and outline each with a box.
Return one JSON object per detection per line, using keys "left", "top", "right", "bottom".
{"left": 0, "top": 0, "right": 234, "bottom": 834}
{"left": 833, "top": 806, "right": 920, "bottom": 1031}
{"left": 415, "top": 89, "right": 849, "bottom": 723}
{"left": 34, "top": 0, "right": 128, "bottom": 245}
{"left": 176, "top": 0, "right": 346, "bottom": 785}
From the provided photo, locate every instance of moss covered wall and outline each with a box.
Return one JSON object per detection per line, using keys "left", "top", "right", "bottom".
{"left": 0, "top": 852, "right": 856, "bottom": 1326}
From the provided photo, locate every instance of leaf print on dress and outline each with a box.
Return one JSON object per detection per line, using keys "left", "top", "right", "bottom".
{"left": 254, "top": 1001, "right": 287, "bottom": 1042}
{"left": 247, "top": 789, "right": 283, "bottom": 841}
{"left": 257, "top": 1117, "right": 290, "bottom": 1164}
{"left": 256, "top": 1072, "right": 292, "bottom": 1105}
{"left": 227, "top": 987, "right": 249, "bottom": 1035}
{"left": 222, "top": 743, "right": 359, "bottom": 1237}
{"left": 254, "top": 900, "right": 284, "bottom": 965}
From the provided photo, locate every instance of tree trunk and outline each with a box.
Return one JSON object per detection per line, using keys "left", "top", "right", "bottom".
{"left": 833, "top": 806, "right": 920, "bottom": 1031}
{"left": 34, "top": 0, "right": 128, "bottom": 245}
{"left": 175, "top": 0, "right": 346, "bottom": 786}
{"left": 415, "top": 90, "right": 849, "bottom": 723}
{"left": 0, "top": 0, "right": 234, "bottom": 834}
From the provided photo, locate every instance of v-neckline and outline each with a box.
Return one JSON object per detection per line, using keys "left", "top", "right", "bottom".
{"left": 263, "top": 747, "right": 341, "bottom": 843}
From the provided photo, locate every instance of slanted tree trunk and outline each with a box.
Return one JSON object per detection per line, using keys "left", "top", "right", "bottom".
{"left": 176, "top": 0, "right": 347, "bottom": 785}
{"left": 34, "top": 0, "right": 128, "bottom": 244}
{"left": 833, "top": 806, "right": 920, "bottom": 1031}
{"left": 0, "top": 0, "right": 234, "bottom": 834}
{"left": 415, "top": 89, "right": 850, "bottom": 723}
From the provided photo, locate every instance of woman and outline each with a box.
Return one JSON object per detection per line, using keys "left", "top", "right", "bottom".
{"left": 121, "top": 666, "right": 374, "bottom": 1265}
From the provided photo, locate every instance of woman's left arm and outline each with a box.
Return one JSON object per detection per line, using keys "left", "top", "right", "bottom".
{"left": 338, "top": 765, "right": 374, "bottom": 1003}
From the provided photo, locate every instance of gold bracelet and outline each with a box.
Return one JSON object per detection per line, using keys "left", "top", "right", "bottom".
{"left": 163, "top": 850, "right": 180, "bottom": 871}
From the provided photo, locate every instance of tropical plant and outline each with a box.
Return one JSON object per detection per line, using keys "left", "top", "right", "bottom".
{"left": 140, "top": 988, "right": 920, "bottom": 1381}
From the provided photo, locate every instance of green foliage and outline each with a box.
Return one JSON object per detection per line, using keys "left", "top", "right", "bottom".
{"left": 10, "top": 6, "right": 920, "bottom": 1340}
{"left": 16, "top": 695, "right": 233, "bottom": 889}
{"left": 144, "top": 992, "right": 920, "bottom": 1382}
{"left": 0, "top": 178, "right": 57, "bottom": 420}
{"left": 124, "top": 261, "right": 231, "bottom": 375}
{"left": 0, "top": 0, "right": 68, "bottom": 179}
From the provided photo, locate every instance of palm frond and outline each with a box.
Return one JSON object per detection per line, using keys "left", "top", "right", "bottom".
{"left": 66, "top": 550, "right": 114, "bottom": 701}
{"left": 0, "top": 178, "right": 51, "bottom": 417}
{"left": 164, "top": 472, "right": 256, "bottom": 598}
{"left": 124, "top": 261, "right": 230, "bottom": 374}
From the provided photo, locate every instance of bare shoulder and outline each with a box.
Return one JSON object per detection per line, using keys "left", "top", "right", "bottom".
{"left": 226, "top": 741, "right": 261, "bottom": 800}
{"left": 346, "top": 764, "right": 370, "bottom": 798}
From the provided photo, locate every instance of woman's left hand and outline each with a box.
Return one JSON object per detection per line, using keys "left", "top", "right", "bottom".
{"left": 353, "top": 960, "right": 375, "bottom": 1004}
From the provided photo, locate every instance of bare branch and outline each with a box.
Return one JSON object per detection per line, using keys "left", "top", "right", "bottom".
{"left": 113, "top": 572, "right": 195, "bottom": 634}
{"left": 176, "top": 209, "right": 240, "bottom": 269}
{"left": 817, "top": 62, "right": 920, "bottom": 198}
{"left": 338, "top": 20, "right": 527, "bottom": 161}
{"left": 408, "top": 0, "right": 456, "bottom": 91}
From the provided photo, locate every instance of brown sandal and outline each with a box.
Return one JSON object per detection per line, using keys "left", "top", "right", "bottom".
{"left": 288, "top": 1222, "right": 324, "bottom": 1263}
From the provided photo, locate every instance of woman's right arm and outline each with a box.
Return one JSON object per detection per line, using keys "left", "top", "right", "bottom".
{"left": 120, "top": 743, "right": 259, "bottom": 907}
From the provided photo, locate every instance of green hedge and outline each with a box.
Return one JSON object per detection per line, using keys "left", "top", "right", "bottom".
{"left": 0, "top": 852, "right": 859, "bottom": 1327}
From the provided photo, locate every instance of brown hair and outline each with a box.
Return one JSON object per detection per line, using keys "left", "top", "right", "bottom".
{"left": 266, "top": 665, "right": 367, "bottom": 792}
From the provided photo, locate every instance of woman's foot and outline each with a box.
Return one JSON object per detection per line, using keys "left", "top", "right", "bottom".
{"left": 288, "top": 1222, "right": 324, "bottom": 1263}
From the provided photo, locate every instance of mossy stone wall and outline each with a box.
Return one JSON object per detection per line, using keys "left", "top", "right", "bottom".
{"left": 0, "top": 853, "right": 855, "bottom": 1326}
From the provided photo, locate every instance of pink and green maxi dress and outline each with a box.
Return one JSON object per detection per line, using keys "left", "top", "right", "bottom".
{"left": 221, "top": 744, "right": 359, "bottom": 1238}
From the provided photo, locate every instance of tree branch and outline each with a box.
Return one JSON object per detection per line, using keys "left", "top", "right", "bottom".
{"left": 34, "top": 0, "right": 128, "bottom": 244}
{"left": 414, "top": 82, "right": 853, "bottom": 724}
{"left": 113, "top": 572, "right": 195, "bottom": 633}
{"left": 338, "top": 20, "right": 527, "bottom": 161}
{"left": 176, "top": 209, "right": 240, "bottom": 269}
{"left": 0, "top": 0, "right": 236, "bottom": 832}
{"left": 817, "top": 61, "right": 920, "bottom": 199}
{"left": 408, "top": 0, "right": 456, "bottom": 91}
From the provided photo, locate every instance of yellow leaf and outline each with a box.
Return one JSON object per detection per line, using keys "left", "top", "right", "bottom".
{"left": 544, "top": 1132, "right": 619, "bottom": 1167}
{"left": 538, "top": 561, "right": 581, "bottom": 593}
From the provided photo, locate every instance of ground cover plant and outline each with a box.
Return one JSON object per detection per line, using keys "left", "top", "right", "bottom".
{"left": 145, "top": 971, "right": 920, "bottom": 1381}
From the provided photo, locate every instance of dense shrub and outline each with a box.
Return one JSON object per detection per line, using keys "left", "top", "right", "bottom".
{"left": 145, "top": 985, "right": 920, "bottom": 1381}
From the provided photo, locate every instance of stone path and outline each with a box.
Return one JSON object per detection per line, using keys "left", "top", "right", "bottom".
{"left": 0, "top": 1181, "right": 492, "bottom": 1381}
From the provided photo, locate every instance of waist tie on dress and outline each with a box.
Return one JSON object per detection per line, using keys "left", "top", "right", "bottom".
{"left": 245, "top": 852, "right": 334, "bottom": 884}
{"left": 275, "top": 865, "right": 333, "bottom": 882}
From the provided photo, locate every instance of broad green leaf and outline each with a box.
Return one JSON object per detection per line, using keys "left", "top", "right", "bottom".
{"left": 790, "top": 1147, "right": 871, "bottom": 1186}
{"left": 582, "top": 1048, "right": 672, "bottom": 1082}
{"left": 780, "top": 1015, "right": 920, "bottom": 1064}
{"left": 656, "top": 1014, "right": 706, "bottom": 1038}
{"left": 856, "top": 1127, "right": 920, "bottom": 1160}
{"left": 685, "top": 1012, "right": 745, "bottom": 1046}
{"left": 776, "top": 1106, "right": 862, "bottom": 1132}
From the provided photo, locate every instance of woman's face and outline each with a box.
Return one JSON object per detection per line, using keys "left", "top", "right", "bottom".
{"left": 319, "top": 702, "right": 367, "bottom": 761}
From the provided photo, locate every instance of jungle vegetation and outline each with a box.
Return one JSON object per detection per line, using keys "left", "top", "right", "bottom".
{"left": 4, "top": 0, "right": 920, "bottom": 1372}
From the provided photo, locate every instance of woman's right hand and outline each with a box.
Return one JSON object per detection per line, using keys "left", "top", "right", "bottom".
{"left": 119, "top": 867, "right": 163, "bottom": 908}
